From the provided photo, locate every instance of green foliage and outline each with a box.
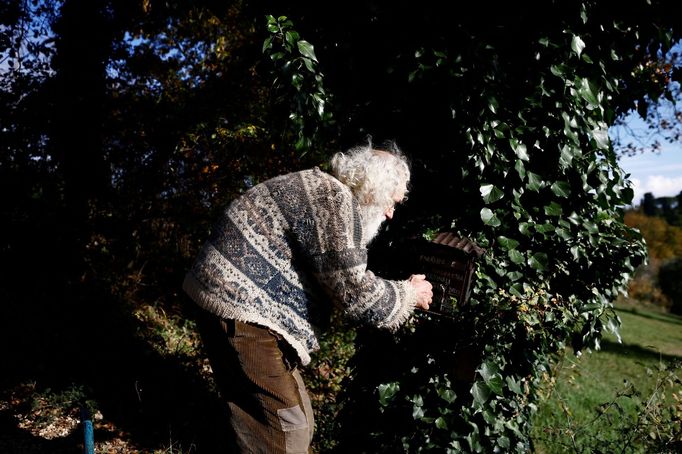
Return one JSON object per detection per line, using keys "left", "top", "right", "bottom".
{"left": 292, "top": 1, "right": 674, "bottom": 450}
{"left": 300, "top": 311, "right": 357, "bottom": 452}
{"left": 262, "top": 15, "right": 334, "bottom": 154}
{"left": 340, "top": 288, "right": 582, "bottom": 452}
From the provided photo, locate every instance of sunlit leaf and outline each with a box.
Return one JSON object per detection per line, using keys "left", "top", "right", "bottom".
{"left": 297, "top": 40, "right": 317, "bottom": 62}
{"left": 528, "top": 252, "right": 548, "bottom": 271}
{"left": 509, "top": 138, "right": 529, "bottom": 161}
{"left": 508, "top": 249, "right": 525, "bottom": 264}
{"left": 497, "top": 236, "right": 519, "bottom": 250}
{"left": 591, "top": 127, "right": 610, "bottom": 149}
{"left": 480, "top": 184, "right": 504, "bottom": 204}
{"left": 471, "top": 381, "right": 491, "bottom": 405}
{"left": 551, "top": 181, "right": 571, "bottom": 198}
{"left": 481, "top": 208, "right": 501, "bottom": 227}
{"left": 571, "top": 35, "right": 585, "bottom": 58}
{"left": 527, "top": 172, "right": 543, "bottom": 192}
{"left": 544, "top": 202, "right": 563, "bottom": 216}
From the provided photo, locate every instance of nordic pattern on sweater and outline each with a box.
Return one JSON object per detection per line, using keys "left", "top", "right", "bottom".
{"left": 183, "top": 167, "right": 417, "bottom": 365}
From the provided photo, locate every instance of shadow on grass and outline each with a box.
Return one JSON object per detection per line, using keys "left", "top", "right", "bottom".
{"left": 616, "top": 306, "right": 682, "bottom": 327}
{"left": 600, "top": 339, "right": 682, "bottom": 363}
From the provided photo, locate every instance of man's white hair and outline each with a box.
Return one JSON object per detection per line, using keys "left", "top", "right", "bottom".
{"left": 329, "top": 141, "right": 410, "bottom": 210}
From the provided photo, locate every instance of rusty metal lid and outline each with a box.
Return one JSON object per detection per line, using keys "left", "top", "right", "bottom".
{"left": 430, "top": 232, "right": 486, "bottom": 259}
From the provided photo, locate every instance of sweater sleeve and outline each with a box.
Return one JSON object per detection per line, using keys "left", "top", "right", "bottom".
{"left": 296, "top": 172, "right": 417, "bottom": 330}
{"left": 309, "top": 250, "right": 418, "bottom": 330}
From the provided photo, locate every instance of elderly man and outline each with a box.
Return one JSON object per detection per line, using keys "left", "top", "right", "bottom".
{"left": 183, "top": 142, "right": 433, "bottom": 453}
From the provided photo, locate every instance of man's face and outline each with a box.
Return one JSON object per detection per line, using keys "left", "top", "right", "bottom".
{"left": 360, "top": 188, "right": 406, "bottom": 246}
{"left": 383, "top": 190, "right": 407, "bottom": 220}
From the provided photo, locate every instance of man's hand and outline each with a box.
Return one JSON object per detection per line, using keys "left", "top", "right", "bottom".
{"left": 408, "top": 274, "right": 433, "bottom": 310}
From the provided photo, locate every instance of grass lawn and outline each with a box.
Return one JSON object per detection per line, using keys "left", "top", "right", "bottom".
{"left": 532, "top": 306, "right": 682, "bottom": 453}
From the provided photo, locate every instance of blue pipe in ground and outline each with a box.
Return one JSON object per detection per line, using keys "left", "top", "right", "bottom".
{"left": 80, "top": 405, "right": 94, "bottom": 454}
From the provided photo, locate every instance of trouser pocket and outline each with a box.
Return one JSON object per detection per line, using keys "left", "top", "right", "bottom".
{"left": 278, "top": 405, "right": 309, "bottom": 453}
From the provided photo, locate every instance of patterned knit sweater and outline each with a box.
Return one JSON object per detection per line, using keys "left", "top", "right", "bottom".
{"left": 183, "top": 167, "right": 417, "bottom": 365}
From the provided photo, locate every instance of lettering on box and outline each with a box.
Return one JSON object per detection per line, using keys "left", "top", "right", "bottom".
{"left": 400, "top": 234, "right": 485, "bottom": 317}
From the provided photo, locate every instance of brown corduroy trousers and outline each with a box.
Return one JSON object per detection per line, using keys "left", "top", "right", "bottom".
{"left": 198, "top": 312, "right": 314, "bottom": 453}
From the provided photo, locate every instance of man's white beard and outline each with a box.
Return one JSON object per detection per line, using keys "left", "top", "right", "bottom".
{"left": 359, "top": 204, "right": 386, "bottom": 246}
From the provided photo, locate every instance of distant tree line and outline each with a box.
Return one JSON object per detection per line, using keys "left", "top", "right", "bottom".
{"left": 640, "top": 191, "right": 682, "bottom": 226}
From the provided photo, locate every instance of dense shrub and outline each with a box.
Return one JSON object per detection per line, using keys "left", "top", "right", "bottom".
{"left": 659, "top": 258, "right": 682, "bottom": 314}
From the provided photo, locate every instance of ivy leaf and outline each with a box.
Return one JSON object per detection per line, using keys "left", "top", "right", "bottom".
{"left": 266, "top": 15, "right": 279, "bottom": 33}
{"left": 487, "top": 96, "right": 499, "bottom": 114}
{"left": 478, "top": 361, "right": 501, "bottom": 381}
{"left": 507, "top": 271, "right": 523, "bottom": 281}
{"left": 580, "top": 302, "right": 601, "bottom": 312}
{"left": 466, "top": 428, "right": 482, "bottom": 453}
{"left": 535, "top": 223, "right": 555, "bottom": 234}
{"left": 508, "top": 249, "right": 525, "bottom": 264}
{"left": 497, "top": 236, "right": 519, "bottom": 250}
{"left": 509, "top": 138, "right": 529, "bottom": 161}
{"left": 297, "top": 40, "right": 318, "bottom": 62}
{"left": 480, "top": 184, "right": 505, "bottom": 204}
{"left": 584, "top": 220, "right": 599, "bottom": 234}
{"left": 544, "top": 202, "right": 563, "bottom": 216}
{"left": 515, "top": 159, "right": 527, "bottom": 179}
{"left": 555, "top": 227, "right": 571, "bottom": 240}
{"left": 481, "top": 208, "right": 501, "bottom": 227}
{"left": 506, "top": 376, "right": 522, "bottom": 394}
{"left": 568, "top": 211, "right": 581, "bottom": 225}
{"left": 550, "top": 64, "right": 567, "bottom": 78}
{"left": 605, "top": 316, "right": 622, "bottom": 343}
{"left": 435, "top": 416, "right": 448, "bottom": 430}
{"left": 519, "top": 222, "right": 533, "bottom": 236}
{"left": 378, "top": 382, "right": 400, "bottom": 407}
{"left": 487, "top": 375, "right": 504, "bottom": 395}
{"left": 438, "top": 388, "right": 456, "bottom": 403}
{"left": 527, "top": 172, "right": 543, "bottom": 192}
{"left": 591, "top": 127, "right": 610, "bottom": 149}
{"left": 262, "top": 36, "right": 274, "bottom": 53}
{"left": 528, "top": 252, "right": 549, "bottom": 271}
{"left": 551, "top": 181, "right": 571, "bottom": 198}
{"left": 269, "top": 51, "right": 285, "bottom": 61}
{"left": 559, "top": 146, "right": 575, "bottom": 168}
{"left": 471, "top": 381, "right": 491, "bottom": 405}
{"left": 498, "top": 436, "right": 511, "bottom": 449}
{"left": 571, "top": 35, "right": 586, "bottom": 58}
{"left": 578, "top": 77, "right": 600, "bottom": 109}
{"left": 622, "top": 187, "right": 634, "bottom": 204}
{"left": 285, "top": 30, "right": 300, "bottom": 46}
{"left": 570, "top": 245, "right": 580, "bottom": 260}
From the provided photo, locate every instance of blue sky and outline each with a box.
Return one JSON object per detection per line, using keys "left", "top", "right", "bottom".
{"left": 612, "top": 104, "right": 682, "bottom": 205}
{"left": 618, "top": 142, "right": 682, "bottom": 205}
{"left": 614, "top": 40, "right": 682, "bottom": 205}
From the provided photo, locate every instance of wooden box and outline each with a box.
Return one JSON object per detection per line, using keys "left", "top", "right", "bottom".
{"left": 401, "top": 233, "right": 485, "bottom": 317}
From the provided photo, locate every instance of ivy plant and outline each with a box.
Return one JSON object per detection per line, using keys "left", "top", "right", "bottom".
{"left": 260, "top": 1, "right": 677, "bottom": 451}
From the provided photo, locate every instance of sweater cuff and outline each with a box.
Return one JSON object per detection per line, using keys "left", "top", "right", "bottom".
{"left": 382, "top": 279, "right": 418, "bottom": 330}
